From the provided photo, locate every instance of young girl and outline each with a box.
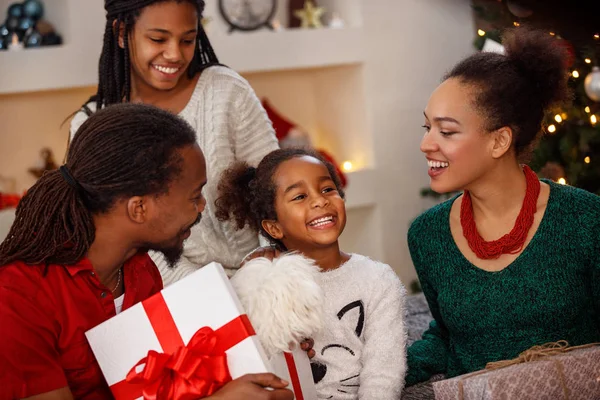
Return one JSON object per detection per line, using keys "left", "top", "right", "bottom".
{"left": 69, "top": 0, "right": 278, "bottom": 284}
{"left": 216, "top": 148, "right": 407, "bottom": 400}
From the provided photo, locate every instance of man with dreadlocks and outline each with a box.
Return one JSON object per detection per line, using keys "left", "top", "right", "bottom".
{"left": 0, "top": 104, "right": 292, "bottom": 400}
{"left": 69, "top": 0, "right": 279, "bottom": 286}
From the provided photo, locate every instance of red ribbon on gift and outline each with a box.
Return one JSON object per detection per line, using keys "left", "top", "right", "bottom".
{"left": 284, "top": 352, "right": 304, "bottom": 400}
{"left": 110, "top": 293, "right": 256, "bottom": 400}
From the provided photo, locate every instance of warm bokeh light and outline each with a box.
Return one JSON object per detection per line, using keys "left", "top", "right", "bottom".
{"left": 342, "top": 161, "right": 353, "bottom": 172}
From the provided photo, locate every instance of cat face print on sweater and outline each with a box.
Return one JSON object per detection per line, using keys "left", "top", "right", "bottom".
{"left": 311, "top": 300, "right": 364, "bottom": 400}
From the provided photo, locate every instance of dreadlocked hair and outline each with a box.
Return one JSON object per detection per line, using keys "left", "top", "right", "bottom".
{"left": 0, "top": 103, "right": 197, "bottom": 267}
{"left": 87, "top": 0, "right": 218, "bottom": 111}
{"left": 215, "top": 148, "right": 345, "bottom": 249}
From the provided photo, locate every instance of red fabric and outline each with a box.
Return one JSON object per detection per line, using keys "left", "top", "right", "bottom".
{"left": 460, "top": 165, "right": 541, "bottom": 259}
{"left": 0, "top": 252, "right": 163, "bottom": 399}
{"left": 261, "top": 99, "right": 348, "bottom": 188}
{"left": 262, "top": 99, "right": 295, "bottom": 141}
{"left": 0, "top": 193, "right": 21, "bottom": 210}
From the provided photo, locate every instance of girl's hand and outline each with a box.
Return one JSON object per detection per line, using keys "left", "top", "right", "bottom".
{"left": 300, "top": 338, "right": 316, "bottom": 359}
{"left": 208, "top": 373, "right": 293, "bottom": 400}
{"left": 241, "top": 246, "right": 282, "bottom": 266}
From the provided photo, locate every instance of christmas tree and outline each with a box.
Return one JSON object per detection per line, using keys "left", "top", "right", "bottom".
{"left": 472, "top": 0, "right": 600, "bottom": 195}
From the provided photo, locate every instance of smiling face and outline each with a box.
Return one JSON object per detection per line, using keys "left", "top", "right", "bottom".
{"left": 262, "top": 156, "right": 346, "bottom": 255}
{"left": 421, "top": 78, "right": 501, "bottom": 194}
{"left": 126, "top": 1, "right": 198, "bottom": 92}
{"left": 144, "top": 144, "right": 207, "bottom": 266}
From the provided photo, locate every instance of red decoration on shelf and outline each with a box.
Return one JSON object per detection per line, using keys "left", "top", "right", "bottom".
{"left": 262, "top": 99, "right": 348, "bottom": 187}
{"left": 460, "top": 165, "right": 540, "bottom": 259}
{"left": 0, "top": 193, "right": 21, "bottom": 211}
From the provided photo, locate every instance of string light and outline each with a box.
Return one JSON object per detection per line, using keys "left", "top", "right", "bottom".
{"left": 342, "top": 161, "right": 353, "bottom": 172}
{"left": 513, "top": 21, "right": 520, "bottom": 27}
{"left": 585, "top": 106, "right": 591, "bottom": 113}
{"left": 572, "top": 70, "right": 579, "bottom": 78}
{"left": 547, "top": 124, "right": 557, "bottom": 133}
{"left": 561, "top": 113, "right": 568, "bottom": 120}
{"left": 554, "top": 114, "right": 563, "bottom": 123}
{"left": 478, "top": 29, "right": 486, "bottom": 37}
{"left": 595, "top": 34, "right": 600, "bottom": 40}
{"left": 549, "top": 32, "right": 555, "bottom": 36}
{"left": 557, "top": 178, "right": 567, "bottom": 185}
{"left": 591, "top": 114, "right": 598, "bottom": 125}
{"left": 585, "top": 58, "right": 592, "bottom": 64}
{"left": 585, "top": 156, "right": 591, "bottom": 164}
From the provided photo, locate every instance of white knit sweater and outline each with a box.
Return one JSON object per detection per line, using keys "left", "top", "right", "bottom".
{"left": 312, "top": 254, "right": 407, "bottom": 400}
{"left": 70, "top": 66, "right": 279, "bottom": 285}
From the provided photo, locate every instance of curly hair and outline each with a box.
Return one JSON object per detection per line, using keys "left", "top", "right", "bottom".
{"left": 215, "top": 148, "right": 345, "bottom": 249}
{"left": 85, "top": 0, "right": 218, "bottom": 111}
{"left": 0, "top": 103, "right": 197, "bottom": 267}
{"left": 444, "top": 27, "right": 571, "bottom": 158}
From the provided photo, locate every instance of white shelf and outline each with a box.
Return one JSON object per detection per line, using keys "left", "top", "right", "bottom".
{"left": 344, "top": 168, "right": 377, "bottom": 210}
{"left": 211, "top": 27, "right": 365, "bottom": 74}
{"left": 0, "top": 25, "right": 364, "bottom": 95}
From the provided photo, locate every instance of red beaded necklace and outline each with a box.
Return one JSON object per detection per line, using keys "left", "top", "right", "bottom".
{"left": 460, "top": 165, "right": 540, "bottom": 260}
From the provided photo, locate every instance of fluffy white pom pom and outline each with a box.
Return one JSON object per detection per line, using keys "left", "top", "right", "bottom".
{"left": 230, "top": 252, "right": 324, "bottom": 358}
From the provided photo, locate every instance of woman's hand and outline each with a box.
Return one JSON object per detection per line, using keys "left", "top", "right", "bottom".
{"left": 241, "top": 246, "right": 282, "bottom": 266}
{"left": 208, "top": 373, "right": 293, "bottom": 400}
{"left": 300, "top": 338, "right": 316, "bottom": 359}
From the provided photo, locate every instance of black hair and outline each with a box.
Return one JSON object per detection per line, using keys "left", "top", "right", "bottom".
{"left": 86, "top": 0, "right": 218, "bottom": 111}
{"left": 0, "top": 103, "right": 197, "bottom": 267}
{"left": 215, "top": 148, "right": 345, "bottom": 249}
{"left": 444, "top": 27, "right": 571, "bottom": 157}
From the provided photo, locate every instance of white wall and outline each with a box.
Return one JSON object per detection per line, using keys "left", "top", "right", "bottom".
{"left": 359, "top": 0, "right": 474, "bottom": 285}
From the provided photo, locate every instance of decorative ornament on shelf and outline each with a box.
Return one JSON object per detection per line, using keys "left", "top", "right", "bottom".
{"left": 293, "top": 0, "right": 325, "bottom": 29}
{"left": 506, "top": 0, "right": 533, "bottom": 18}
{"left": 328, "top": 12, "right": 345, "bottom": 29}
{"left": 584, "top": 66, "right": 600, "bottom": 102}
{"left": 262, "top": 99, "right": 348, "bottom": 187}
{"left": 8, "top": 32, "right": 23, "bottom": 50}
{"left": 1, "top": 0, "right": 61, "bottom": 51}
{"left": 28, "top": 147, "right": 58, "bottom": 179}
{"left": 218, "top": 0, "right": 277, "bottom": 33}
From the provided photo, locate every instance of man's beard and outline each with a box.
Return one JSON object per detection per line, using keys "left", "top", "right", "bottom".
{"left": 158, "top": 245, "right": 184, "bottom": 268}
{"left": 151, "top": 213, "right": 202, "bottom": 268}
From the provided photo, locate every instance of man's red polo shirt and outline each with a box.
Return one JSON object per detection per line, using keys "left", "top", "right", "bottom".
{"left": 0, "top": 252, "right": 163, "bottom": 399}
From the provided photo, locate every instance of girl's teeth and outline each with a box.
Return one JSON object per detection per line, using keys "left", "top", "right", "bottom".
{"left": 427, "top": 160, "right": 449, "bottom": 169}
{"left": 310, "top": 217, "right": 333, "bottom": 226}
{"left": 154, "top": 65, "right": 179, "bottom": 74}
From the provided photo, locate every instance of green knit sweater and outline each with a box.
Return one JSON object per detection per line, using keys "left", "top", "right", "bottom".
{"left": 406, "top": 180, "right": 600, "bottom": 387}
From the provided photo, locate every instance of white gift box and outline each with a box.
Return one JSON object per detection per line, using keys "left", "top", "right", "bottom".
{"left": 271, "top": 349, "right": 318, "bottom": 400}
{"left": 86, "top": 261, "right": 317, "bottom": 399}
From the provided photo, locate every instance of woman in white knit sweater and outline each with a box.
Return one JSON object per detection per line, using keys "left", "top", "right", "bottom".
{"left": 70, "top": 0, "right": 278, "bottom": 285}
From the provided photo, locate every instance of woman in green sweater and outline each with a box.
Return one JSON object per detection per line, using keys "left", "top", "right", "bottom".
{"left": 406, "top": 27, "right": 600, "bottom": 387}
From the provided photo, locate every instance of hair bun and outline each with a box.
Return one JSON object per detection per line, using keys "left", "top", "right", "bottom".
{"left": 502, "top": 27, "right": 571, "bottom": 110}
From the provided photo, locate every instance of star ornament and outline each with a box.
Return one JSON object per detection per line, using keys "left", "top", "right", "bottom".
{"left": 294, "top": 1, "right": 325, "bottom": 29}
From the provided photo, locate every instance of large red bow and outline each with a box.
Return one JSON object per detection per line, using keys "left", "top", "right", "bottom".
{"left": 126, "top": 327, "right": 232, "bottom": 400}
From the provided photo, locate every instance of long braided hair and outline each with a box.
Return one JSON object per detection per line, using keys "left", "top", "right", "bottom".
{"left": 87, "top": 0, "right": 218, "bottom": 111}
{"left": 0, "top": 103, "right": 197, "bottom": 267}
